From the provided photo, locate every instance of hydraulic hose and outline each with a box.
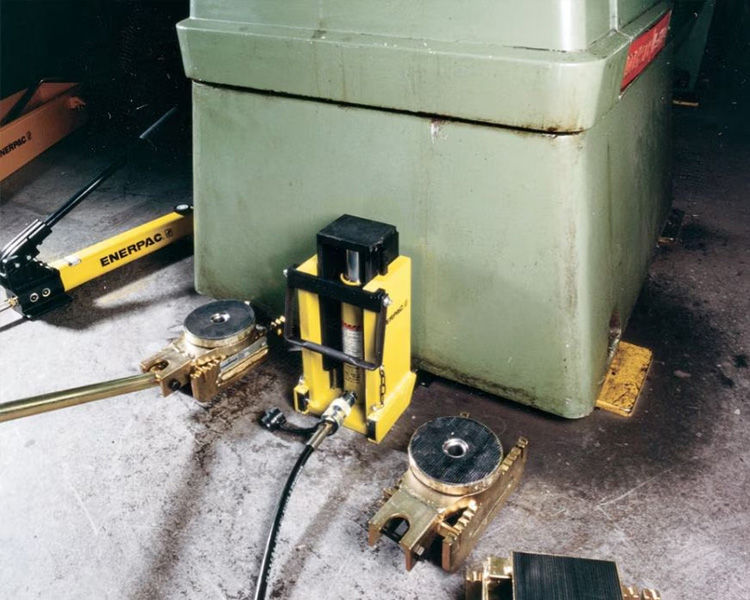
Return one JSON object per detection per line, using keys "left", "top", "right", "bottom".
{"left": 252, "top": 442, "right": 315, "bottom": 600}
{"left": 252, "top": 391, "right": 356, "bottom": 600}
{"left": 279, "top": 423, "right": 321, "bottom": 436}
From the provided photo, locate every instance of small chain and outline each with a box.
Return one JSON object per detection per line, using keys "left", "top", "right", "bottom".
{"left": 379, "top": 366, "right": 387, "bottom": 405}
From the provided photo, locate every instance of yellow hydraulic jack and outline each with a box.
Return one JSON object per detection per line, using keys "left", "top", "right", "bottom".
{"left": 0, "top": 107, "right": 192, "bottom": 319}
{"left": 284, "top": 214, "right": 416, "bottom": 443}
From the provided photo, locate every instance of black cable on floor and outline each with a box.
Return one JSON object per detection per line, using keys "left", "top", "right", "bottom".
{"left": 253, "top": 443, "right": 315, "bottom": 600}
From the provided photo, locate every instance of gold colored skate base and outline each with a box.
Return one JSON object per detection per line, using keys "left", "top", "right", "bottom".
{"left": 141, "top": 300, "right": 269, "bottom": 402}
{"left": 369, "top": 438, "right": 528, "bottom": 572}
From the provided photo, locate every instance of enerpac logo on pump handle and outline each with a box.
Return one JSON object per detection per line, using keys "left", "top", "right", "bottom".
{"left": 100, "top": 233, "right": 164, "bottom": 266}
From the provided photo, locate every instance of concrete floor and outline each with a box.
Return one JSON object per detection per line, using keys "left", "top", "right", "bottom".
{"left": 1, "top": 94, "right": 749, "bottom": 599}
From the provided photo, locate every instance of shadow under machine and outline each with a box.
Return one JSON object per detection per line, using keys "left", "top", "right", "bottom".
{"left": 177, "top": 0, "right": 673, "bottom": 418}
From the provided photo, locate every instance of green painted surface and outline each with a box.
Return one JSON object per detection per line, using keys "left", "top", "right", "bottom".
{"left": 180, "top": 2, "right": 672, "bottom": 417}
{"left": 178, "top": 2, "right": 670, "bottom": 132}
{"left": 188, "top": 0, "right": 616, "bottom": 52}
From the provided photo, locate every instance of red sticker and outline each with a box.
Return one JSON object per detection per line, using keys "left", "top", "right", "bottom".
{"left": 621, "top": 11, "right": 672, "bottom": 91}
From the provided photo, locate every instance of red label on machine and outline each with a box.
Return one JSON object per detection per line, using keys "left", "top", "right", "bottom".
{"left": 621, "top": 11, "right": 671, "bottom": 91}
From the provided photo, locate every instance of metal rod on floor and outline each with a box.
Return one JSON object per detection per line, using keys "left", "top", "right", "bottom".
{"left": 0, "top": 372, "right": 159, "bottom": 423}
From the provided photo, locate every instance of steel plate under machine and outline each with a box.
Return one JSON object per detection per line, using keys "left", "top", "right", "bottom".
{"left": 177, "top": 0, "right": 673, "bottom": 418}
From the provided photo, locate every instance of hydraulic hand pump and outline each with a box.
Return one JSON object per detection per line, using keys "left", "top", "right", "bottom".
{"left": 0, "top": 107, "right": 191, "bottom": 319}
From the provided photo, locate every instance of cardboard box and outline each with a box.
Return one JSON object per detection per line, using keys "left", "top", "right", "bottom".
{"left": 0, "top": 82, "right": 87, "bottom": 181}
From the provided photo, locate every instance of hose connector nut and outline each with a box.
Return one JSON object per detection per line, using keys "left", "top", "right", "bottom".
{"left": 320, "top": 391, "right": 356, "bottom": 433}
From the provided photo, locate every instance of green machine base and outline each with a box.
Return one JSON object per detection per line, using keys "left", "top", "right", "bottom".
{"left": 178, "top": 0, "right": 673, "bottom": 418}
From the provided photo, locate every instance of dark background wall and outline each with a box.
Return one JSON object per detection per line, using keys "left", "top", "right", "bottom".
{"left": 0, "top": 0, "right": 189, "bottom": 128}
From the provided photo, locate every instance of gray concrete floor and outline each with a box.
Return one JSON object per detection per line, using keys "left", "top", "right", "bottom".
{"left": 1, "top": 99, "right": 749, "bottom": 599}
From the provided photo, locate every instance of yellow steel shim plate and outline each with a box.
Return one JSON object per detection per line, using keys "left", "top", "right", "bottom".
{"left": 596, "top": 341, "right": 653, "bottom": 417}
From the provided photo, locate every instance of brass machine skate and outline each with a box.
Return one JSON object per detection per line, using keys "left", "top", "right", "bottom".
{"left": 465, "top": 552, "right": 661, "bottom": 600}
{"left": 0, "top": 300, "right": 270, "bottom": 422}
{"left": 369, "top": 416, "right": 528, "bottom": 571}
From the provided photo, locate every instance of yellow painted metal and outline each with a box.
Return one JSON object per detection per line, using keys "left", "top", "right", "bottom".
{"left": 293, "top": 254, "right": 416, "bottom": 443}
{"left": 596, "top": 341, "right": 653, "bottom": 417}
{"left": 362, "top": 255, "right": 415, "bottom": 442}
{"left": 294, "top": 256, "right": 340, "bottom": 414}
{"left": 51, "top": 211, "right": 192, "bottom": 291}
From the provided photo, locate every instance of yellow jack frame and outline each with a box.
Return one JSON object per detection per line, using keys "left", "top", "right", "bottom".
{"left": 292, "top": 254, "right": 416, "bottom": 443}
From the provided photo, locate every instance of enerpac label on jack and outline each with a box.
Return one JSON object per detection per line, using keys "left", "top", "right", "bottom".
{"left": 386, "top": 299, "right": 408, "bottom": 325}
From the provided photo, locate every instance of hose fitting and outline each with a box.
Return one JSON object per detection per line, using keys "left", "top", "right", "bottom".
{"left": 307, "top": 391, "right": 356, "bottom": 450}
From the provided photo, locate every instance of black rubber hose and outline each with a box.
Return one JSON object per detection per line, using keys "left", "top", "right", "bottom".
{"left": 253, "top": 444, "right": 315, "bottom": 600}
{"left": 279, "top": 423, "right": 321, "bottom": 437}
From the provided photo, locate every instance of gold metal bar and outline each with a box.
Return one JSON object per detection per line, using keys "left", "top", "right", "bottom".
{"left": 672, "top": 99, "right": 699, "bottom": 108}
{"left": 0, "top": 372, "right": 158, "bottom": 423}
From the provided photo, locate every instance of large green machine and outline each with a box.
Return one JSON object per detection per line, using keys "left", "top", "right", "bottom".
{"left": 177, "top": 1, "right": 673, "bottom": 418}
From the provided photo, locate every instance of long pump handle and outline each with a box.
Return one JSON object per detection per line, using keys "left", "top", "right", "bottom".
{"left": 0, "top": 372, "right": 159, "bottom": 423}
{"left": 45, "top": 106, "right": 179, "bottom": 228}
{"left": 0, "top": 107, "right": 181, "bottom": 274}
